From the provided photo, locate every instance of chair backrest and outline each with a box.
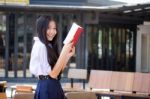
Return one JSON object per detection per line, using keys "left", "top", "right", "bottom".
{"left": 89, "top": 70, "right": 112, "bottom": 90}
{"left": 110, "top": 71, "right": 134, "bottom": 92}
{"left": 67, "top": 68, "right": 87, "bottom": 89}
{"left": 133, "top": 72, "right": 150, "bottom": 94}
{"left": 13, "top": 93, "right": 34, "bottom": 99}
{"left": 65, "top": 92, "right": 97, "bottom": 99}
{"left": 68, "top": 68, "right": 87, "bottom": 79}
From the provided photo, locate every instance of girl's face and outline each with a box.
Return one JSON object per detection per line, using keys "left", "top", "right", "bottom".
{"left": 46, "top": 20, "right": 57, "bottom": 41}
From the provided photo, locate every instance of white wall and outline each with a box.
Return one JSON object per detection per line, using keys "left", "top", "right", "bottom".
{"left": 136, "top": 24, "right": 150, "bottom": 72}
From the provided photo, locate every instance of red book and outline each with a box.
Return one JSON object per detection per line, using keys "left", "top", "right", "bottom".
{"left": 63, "top": 22, "right": 83, "bottom": 46}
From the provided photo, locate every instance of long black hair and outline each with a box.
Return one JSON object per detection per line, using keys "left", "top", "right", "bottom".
{"left": 36, "top": 15, "right": 59, "bottom": 70}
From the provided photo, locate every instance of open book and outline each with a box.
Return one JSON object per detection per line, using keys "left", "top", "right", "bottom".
{"left": 63, "top": 22, "right": 83, "bottom": 46}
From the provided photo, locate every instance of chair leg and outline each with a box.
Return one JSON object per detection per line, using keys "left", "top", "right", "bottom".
{"left": 71, "top": 79, "right": 73, "bottom": 88}
{"left": 83, "top": 80, "right": 85, "bottom": 89}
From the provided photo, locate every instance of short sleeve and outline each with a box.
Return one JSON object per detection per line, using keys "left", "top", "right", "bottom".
{"left": 29, "top": 41, "right": 51, "bottom": 76}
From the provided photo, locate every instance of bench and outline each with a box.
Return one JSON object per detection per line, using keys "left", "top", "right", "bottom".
{"left": 89, "top": 70, "right": 150, "bottom": 99}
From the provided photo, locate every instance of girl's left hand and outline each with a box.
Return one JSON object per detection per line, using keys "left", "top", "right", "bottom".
{"left": 68, "top": 46, "right": 75, "bottom": 58}
{"left": 61, "top": 41, "right": 75, "bottom": 60}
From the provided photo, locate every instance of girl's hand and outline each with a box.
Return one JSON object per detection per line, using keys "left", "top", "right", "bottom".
{"left": 62, "top": 41, "right": 75, "bottom": 59}
{"left": 68, "top": 46, "right": 75, "bottom": 58}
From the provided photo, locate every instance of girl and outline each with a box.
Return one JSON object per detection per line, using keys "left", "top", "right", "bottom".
{"left": 29, "top": 16, "right": 75, "bottom": 99}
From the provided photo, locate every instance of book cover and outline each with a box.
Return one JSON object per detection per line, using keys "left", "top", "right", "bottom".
{"left": 63, "top": 22, "right": 83, "bottom": 46}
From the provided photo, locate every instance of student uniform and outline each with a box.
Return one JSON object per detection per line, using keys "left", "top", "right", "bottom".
{"left": 29, "top": 37, "right": 66, "bottom": 99}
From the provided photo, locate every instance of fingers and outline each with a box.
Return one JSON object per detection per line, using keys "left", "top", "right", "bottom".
{"left": 71, "top": 46, "right": 75, "bottom": 53}
{"left": 69, "top": 46, "right": 75, "bottom": 56}
{"left": 64, "top": 41, "right": 73, "bottom": 49}
{"left": 67, "top": 41, "right": 73, "bottom": 47}
{"left": 69, "top": 39, "right": 73, "bottom": 43}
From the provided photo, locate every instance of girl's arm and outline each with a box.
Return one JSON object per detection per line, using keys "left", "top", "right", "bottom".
{"left": 61, "top": 46, "right": 75, "bottom": 72}
{"left": 49, "top": 42, "right": 75, "bottom": 79}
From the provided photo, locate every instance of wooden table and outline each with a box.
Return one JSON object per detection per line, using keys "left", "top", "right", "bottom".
{"left": 0, "top": 93, "right": 7, "bottom": 99}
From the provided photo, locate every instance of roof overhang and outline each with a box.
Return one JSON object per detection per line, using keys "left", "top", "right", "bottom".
{"left": 0, "top": 2, "right": 150, "bottom": 21}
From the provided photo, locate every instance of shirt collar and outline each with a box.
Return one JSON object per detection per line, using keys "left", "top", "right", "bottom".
{"left": 34, "top": 37, "right": 53, "bottom": 48}
{"left": 34, "top": 37, "right": 39, "bottom": 41}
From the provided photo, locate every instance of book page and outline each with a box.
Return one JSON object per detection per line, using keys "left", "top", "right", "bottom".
{"left": 63, "top": 22, "right": 83, "bottom": 46}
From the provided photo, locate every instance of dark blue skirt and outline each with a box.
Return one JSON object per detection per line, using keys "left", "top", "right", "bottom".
{"left": 34, "top": 76, "right": 66, "bottom": 99}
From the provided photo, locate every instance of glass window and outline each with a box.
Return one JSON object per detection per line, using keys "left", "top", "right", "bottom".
{"left": 87, "top": 24, "right": 136, "bottom": 72}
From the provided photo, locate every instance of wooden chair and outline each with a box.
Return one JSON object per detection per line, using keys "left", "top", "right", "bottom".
{"left": 67, "top": 68, "right": 87, "bottom": 89}
{"left": 120, "top": 72, "right": 150, "bottom": 99}
{"left": 133, "top": 73, "right": 150, "bottom": 94}
{"left": 110, "top": 71, "right": 134, "bottom": 92}
{"left": 89, "top": 70, "right": 150, "bottom": 99}
{"left": 13, "top": 93, "right": 34, "bottom": 99}
{"left": 89, "top": 70, "right": 122, "bottom": 99}
{"left": 89, "top": 70, "right": 112, "bottom": 90}
{"left": 65, "top": 92, "right": 97, "bottom": 99}
{"left": 117, "top": 72, "right": 150, "bottom": 99}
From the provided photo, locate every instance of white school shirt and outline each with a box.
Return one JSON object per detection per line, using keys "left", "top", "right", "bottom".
{"left": 29, "top": 37, "right": 51, "bottom": 77}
